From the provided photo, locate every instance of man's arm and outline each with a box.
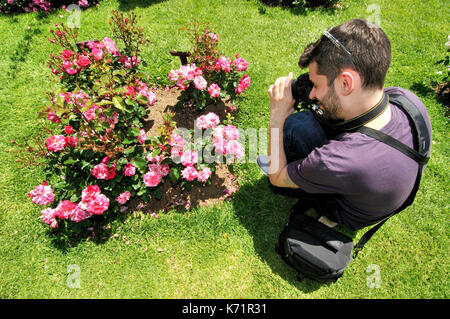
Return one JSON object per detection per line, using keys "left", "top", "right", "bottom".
{"left": 267, "top": 73, "right": 300, "bottom": 189}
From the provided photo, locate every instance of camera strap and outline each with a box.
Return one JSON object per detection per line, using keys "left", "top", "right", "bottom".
{"left": 351, "top": 93, "right": 430, "bottom": 258}
{"left": 314, "top": 93, "right": 390, "bottom": 132}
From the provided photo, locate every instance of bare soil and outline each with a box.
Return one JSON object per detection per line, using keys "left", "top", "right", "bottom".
{"left": 130, "top": 87, "right": 239, "bottom": 214}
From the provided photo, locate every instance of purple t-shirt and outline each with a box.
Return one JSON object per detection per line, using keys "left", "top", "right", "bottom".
{"left": 287, "top": 87, "right": 432, "bottom": 230}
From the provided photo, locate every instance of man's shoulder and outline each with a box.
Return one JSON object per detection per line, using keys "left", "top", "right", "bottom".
{"left": 385, "top": 87, "right": 430, "bottom": 117}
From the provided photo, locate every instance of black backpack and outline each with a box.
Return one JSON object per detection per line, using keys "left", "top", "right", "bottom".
{"left": 275, "top": 93, "right": 431, "bottom": 282}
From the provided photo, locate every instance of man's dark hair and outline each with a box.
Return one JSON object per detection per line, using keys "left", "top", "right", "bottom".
{"left": 298, "top": 19, "right": 391, "bottom": 90}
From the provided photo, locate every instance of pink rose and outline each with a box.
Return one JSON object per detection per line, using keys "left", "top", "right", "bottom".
{"left": 235, "top": 75, "right": 251, "bottom": 95}
{"left": 102, "top": 37, "right": 120, "bottom": 57}
{"left": 78, "top": 0, "right": 88, "bottom": 8}
{"left": 91, "top": 47, "right": 104, "bottom": 61}
{"left": 159, "top": 164, "right": 170, "bottom": 177}
{"left": 226, "top": 140, "right": 245, "bottom": 160}
{"left": 115, "top": 191, "right": 131, "bottom": 205}
{"left": 123, "top": 162, "right": 136, "bottom": 176}
{"left": 180, "top": 150, "right": 199, "bottom": 167}
{"left": 168, "top": 69, "right": 180, "bottom": 82}
{"left": 28, "top": 181, "right": 55, "bottom": 206}
{"left": 143, "top": 170, "right": 161, "bottom": 187}
{"left": 45, "top": 135, "right": 67, "bottom": 152}
{"left": 180, "top": 64, "right": 196, "bottom": 81}
{"left": 65, "top": 136, "right": 78, "bottom": 148}
{"left": 81, "top": 185, "right": 101, "bottom": 203}
{"left": 54, "top": 200, "right": 78, "bottom": 220}
{"left": 233, "top": 57, "right": 248, "bottom": 71}
{"left": 138, "top": 87, "right": 157, "bottom": 106}
{"left": 205, "top": 112, "right": 220, "bottom": 128}
{"left": 76, "top": 56, "right": 91, "bottom": 68}
{"left": 176, "top": 78, "right": 189, "bottom": 90}
{"left": 61, "top": 49, "right": 73, "bottom": 61}
{"left": 194, "top": 67, "right": 203, "bottom": 76}
{"left": 214, "top": 56, "right": 231, "bottom": 73}
{"left": 64, "top": 125, "right": 74, "bottom": 135}
{"left": 168, "top": 133, "right": 186, "bottom": 148}
{"left": 194, "top": 75, "right": 207, "bottom": 91}
{"left": 208, "top": 83, "right": 221, "bottom": 98}
{"left": 171, "top": 146, "right": 184, "bottom": 160}
{"left": 91, "top": 163, "right": 116, "bottom": 180}
{"left": 197, "top": 167, "right": 212, "bottom": 182}
{"left": 83, "top": 104, "right": 102, "bottom": 122}
{"left": 223, "top": 125, "right": 239, "bottom": 140}
{"left": 181, "top": 166, "right": 198, "bottom": 181}
{"left": 147, "top": 163, "right": 169, "bottom": 177}
{"left": 195, "top": 115, "right": 208, "bottom": 129}
{"left": 41, "top": 208, "right": 57, "bottom": 228}
{"left": 70, "top": 203, "right": 92, "bottom": 222}
{"left": 86, "top": 193, "right": 109, "bottom": 215}
{"left": 47, "top": 111, "right": 61, "bottom": 123}
{"left": 137, "top": 128, "right": 147, "bottom": 144}
{"left": 206, "top": 32, "right": 219, "bottom": 42}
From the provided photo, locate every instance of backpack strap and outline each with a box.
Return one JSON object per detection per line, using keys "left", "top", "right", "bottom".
{"left": 351, "top": 93, "right": 430, "bottom": 259}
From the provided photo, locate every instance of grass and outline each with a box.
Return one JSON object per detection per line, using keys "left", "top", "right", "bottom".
{"left": 0, "top": 0, "right": 449, "bottom": 299}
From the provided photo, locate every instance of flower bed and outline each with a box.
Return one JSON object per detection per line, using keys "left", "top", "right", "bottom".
{"left": 24, "top": 12, "right": 247, "bottom": 236}
{"left": 0, "top": 0, "right": 101, "bottom": 14}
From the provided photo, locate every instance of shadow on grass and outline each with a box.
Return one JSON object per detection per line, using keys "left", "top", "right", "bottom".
{"left": 117, "top": 0, "right": 167, "bottom": 11}
{"left": 410, "top": 81, "right": 449, "bottom": 118}
{"left": 7, "top": 26, "right": 42, "bottom": 79}
{"left": 46, "top": 211, "right": 127, "bottom": 252}
{"left": 230, "top": 175, "right": 337, "bottom": 292}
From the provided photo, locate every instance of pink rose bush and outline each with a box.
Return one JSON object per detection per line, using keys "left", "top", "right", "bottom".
{"left": 28, "top": 11, "right": 164, "bottom": 232}
{"left": 169, "top": 28, "right": 250, "bottom": 110}
{"left": 163, "top": 112, "right": 245, "bottom": 187}
{"left": 38, "top": 185, "right": 109, "bottom": 228}
{"left": 0, "top": 1, "right": 101, "bottom": 14}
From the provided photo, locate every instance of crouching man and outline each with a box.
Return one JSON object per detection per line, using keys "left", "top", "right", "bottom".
{"left": 258, "top": 19, "right": 432, "bottom": 231}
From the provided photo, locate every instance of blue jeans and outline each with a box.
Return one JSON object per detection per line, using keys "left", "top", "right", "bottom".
{"left": 283, "top": 111, "right": 329, "bottom": 163}
{"left": 282, "top": 111, "right": 342, "bottom": 224}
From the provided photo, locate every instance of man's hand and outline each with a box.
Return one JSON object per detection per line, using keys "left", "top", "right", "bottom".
{"left": 268, "top": 72, "right": 295, "bottom": 124}
{"left": 267, "top": 72, "right": 300, "bottom": 189}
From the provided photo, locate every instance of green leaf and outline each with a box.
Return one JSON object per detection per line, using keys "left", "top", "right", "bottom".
{"left": 125, "top": 98, "right": 138, "bottom": 107}
{"left": 122, "top": 138, "right": 134, "bottom": 145}
{"left": 131, "top": 157, "right": 147, "bottom": 173}
{"left": 64, "top": 158, "right": 78, "bottom": 165}
{"left": 117, "top": 157, "right": 128, "bottom": 166}
{"left": 130, "top": 126, "right": 141, "bottom": 137}
{"left": 70, "top": 193, "right": 80, "bottom": 202}
{"left": 169, "top": 167, "right": 180, "bottom": 184}
{"left": 135, "top": 94, "right": 148, "bottom": 105}
{"left": 137, "top": 189, "right": 146, "bottom": 196}
{"left": 124, "top": 146, "right": 135, "bottom": 156}
{"left": 97, "top": 99, "right": 114, "bottom": 106}
{"left": 112, "top": 96, "right": 128, "bottom": 112}
{"left": 97, "top": 88, "right": 111, "bottom": 97}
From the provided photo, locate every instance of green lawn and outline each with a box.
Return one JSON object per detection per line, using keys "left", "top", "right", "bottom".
{"left": 0, "top": 0, "right": 448, "bottom": 299}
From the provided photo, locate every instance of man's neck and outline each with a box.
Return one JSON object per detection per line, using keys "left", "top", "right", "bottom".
{"left": 362, "top": 89, "right": 392, "bottom": 130}
{"left": 343, "top": 88, "right": 391, "bottom": 130}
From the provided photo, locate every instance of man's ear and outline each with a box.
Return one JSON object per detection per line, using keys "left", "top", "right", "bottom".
{"left": 339, "top": 70, "right": 357, "bottom": 96}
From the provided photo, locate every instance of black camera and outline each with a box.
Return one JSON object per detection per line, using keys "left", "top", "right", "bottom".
{"left": 291, "top": 72, "right": 320, "bottom": 113}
